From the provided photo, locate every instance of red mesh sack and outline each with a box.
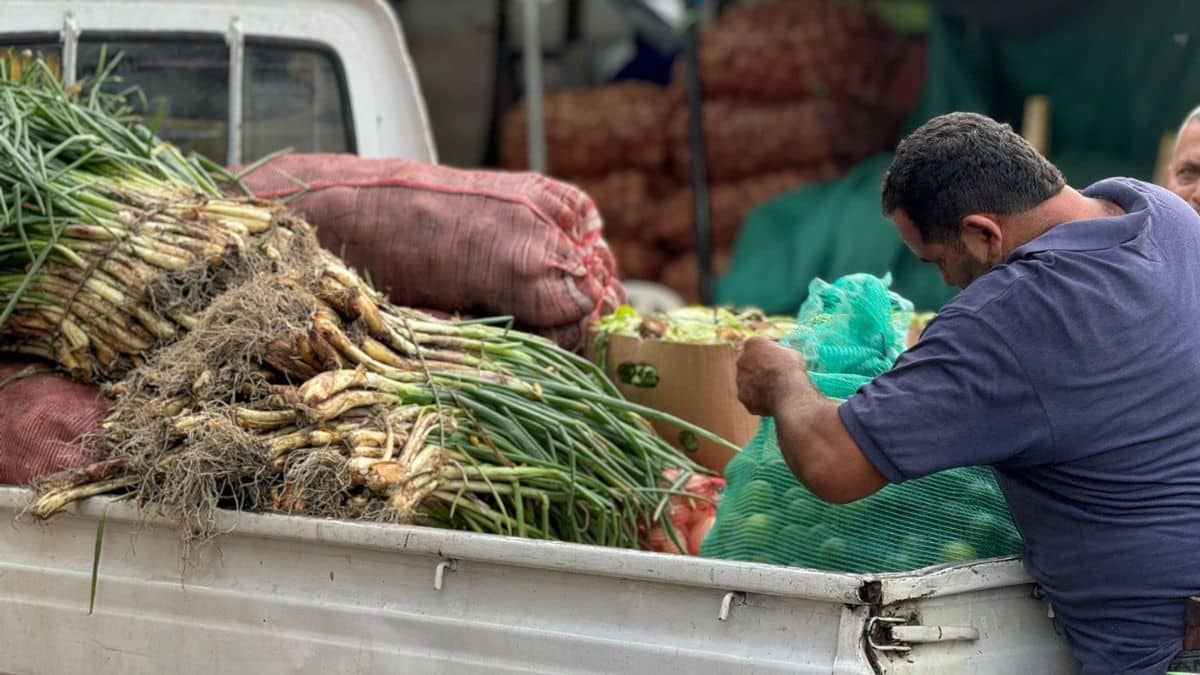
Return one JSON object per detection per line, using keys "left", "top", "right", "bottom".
{"left": 649, "top": 168, "right": 840, "bottom": 253}
{"left": 668, "top": 97, "right": 906, "bottom": 183}
{"left": 830, "top": 102, "right": 907, "bottom": 164}
{"left": 606, "top": 237, "right": 669, "bottom": 282}
{"left": 660, "top": 250, "right": 733, "bottom": 304}
{"left": 240, "top": 154, "right": 625, "bottom": 351}
{"left": 500, "top": 82, "right": 669, "bottom": 177}
{"left": 671, "top": 0, "right": 902, "bottom": 105}
{"left": 883, "top": 41, "right": 929, "bottom": 116}
{"left": 569, "top": 171, "right": 659, "bottom": 242}
{"left": 667, "top": 100, "right": 841, "bottom": 182}
{"left": 0, "top": 357, "right": 109, "bottom": 485}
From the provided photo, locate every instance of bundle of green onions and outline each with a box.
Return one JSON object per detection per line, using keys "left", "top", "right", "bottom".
{"left": 4, "top": 55, "right": 730, "bottom": 548}
{"left": 0, "top": 51, "right": 285, "bottom": 379}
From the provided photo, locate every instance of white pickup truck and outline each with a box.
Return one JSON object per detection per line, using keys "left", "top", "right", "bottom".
{"left": 0, "top": 2, "right": 1077, "bottom": 673}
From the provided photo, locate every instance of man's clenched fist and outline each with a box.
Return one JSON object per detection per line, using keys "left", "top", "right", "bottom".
{"left": 735, "top": 337, "right": 808, "bottom": 416}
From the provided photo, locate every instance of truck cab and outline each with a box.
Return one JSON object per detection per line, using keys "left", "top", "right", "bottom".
{"left": 2, "top": 0, "right": 436, "bottom": 166}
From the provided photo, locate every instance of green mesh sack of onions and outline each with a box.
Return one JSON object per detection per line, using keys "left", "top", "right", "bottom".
{"left": 2, "top": 54, "right": 730, "bottom": 549}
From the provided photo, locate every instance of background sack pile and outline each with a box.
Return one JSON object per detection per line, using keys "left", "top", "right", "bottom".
{"left": 502, "top": 0, "right": 924, "bottom": 303}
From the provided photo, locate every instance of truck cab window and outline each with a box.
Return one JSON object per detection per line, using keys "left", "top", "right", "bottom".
{"left": 244, "top": 42, "right": 353, "bottom": 159}
{"left": 60, "top": 36, "right": 354, "bottom": 165}
{"left": 78, "top": 38, "right": 230, "bottom": 162}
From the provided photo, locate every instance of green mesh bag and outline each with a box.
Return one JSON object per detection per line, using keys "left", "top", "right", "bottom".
{"left": 700, "top": 274, "right": 1023, "bottom": 572}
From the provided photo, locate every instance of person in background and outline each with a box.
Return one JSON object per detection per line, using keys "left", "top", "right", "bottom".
{"left": 1166, "top": 105, "right": 1200, "bottom": 213}
{"left": 736, "top": 112, "right": 1200, "bottom": 674}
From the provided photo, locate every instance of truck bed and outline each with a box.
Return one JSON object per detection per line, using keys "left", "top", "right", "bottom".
{"left": 0, "top": 486, "right": 1075, "bottom": 674}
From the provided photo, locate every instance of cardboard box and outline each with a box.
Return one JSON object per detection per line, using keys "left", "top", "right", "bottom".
{"left": 590, "top": 334, "right": 759, "bottom": 474}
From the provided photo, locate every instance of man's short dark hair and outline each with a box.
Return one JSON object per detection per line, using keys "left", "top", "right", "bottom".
{"left": 881, "top": 112, "right": 1066, "bottom": 243}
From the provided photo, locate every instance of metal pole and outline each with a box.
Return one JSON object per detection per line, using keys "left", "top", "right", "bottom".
{"left": 522, "top": 0, "right": 547, "bottom": 173}
{"left": 683, "top": 0, "right": 714, "bottom": 305}
{"left": 481, "top": 0, "right": 511, "bottom": 167}
{"left": 226, "top": 17, "right": 245, "bottom": 167}
{"left": 61, "top": 12, "right": 79, "bottom": 87}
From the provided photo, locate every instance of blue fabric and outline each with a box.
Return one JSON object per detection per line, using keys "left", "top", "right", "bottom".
{"left": 839, "top": 178, "right": 1200, "bottom": 674}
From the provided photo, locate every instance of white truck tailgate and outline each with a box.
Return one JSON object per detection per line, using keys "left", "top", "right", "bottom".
{"left": 0, "top": 487, "right": 1078, "bottom": 674}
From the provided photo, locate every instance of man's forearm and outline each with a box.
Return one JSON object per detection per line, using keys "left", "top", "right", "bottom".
{"left": 770, "top": 374, "right": 888, "bottom": 503}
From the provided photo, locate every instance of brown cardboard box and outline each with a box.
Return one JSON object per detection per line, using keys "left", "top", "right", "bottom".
{"left": 590, "top": 334, "right": 759, "bottom": 474}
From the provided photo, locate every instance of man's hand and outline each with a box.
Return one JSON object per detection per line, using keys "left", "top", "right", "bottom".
{"left": 736, "top": 337, "right": 888, "bottom": 504}
{"left": 736, "top": 337, "right": 809, "bottom": 416}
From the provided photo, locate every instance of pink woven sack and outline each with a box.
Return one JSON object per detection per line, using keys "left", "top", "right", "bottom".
{"left": 0, "top": 358, "right": 108, "bottom": 485}
{"left": 241, "top": 154, "right": 625, "bottom": 350}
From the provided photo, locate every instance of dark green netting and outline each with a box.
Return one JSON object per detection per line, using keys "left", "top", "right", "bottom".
{"left": 701, "top": 274, "right": 1021, "bottom": 572}
{"left": 717, "top": 154, "right": 958, "bottom": 314}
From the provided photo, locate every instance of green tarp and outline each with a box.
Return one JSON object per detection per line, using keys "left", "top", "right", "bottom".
{"left": 719, "top": 0, "right": 1200, "bottom": 311}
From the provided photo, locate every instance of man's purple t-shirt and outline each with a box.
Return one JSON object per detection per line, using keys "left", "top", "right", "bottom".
{"left": 840, "top": 178, "right": 1200, "bottom": 674}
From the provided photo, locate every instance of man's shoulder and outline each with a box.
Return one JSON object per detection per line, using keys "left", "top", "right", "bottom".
{"left": 937, "top": 264, "right": 1035, "bottom": 326}
{"left": 927, "top": 262, "right": 1075, "bottom": 360}
{"left": 1087, "top": 177, "right": 1198, "bottom": 230}
{"left": 1086, "top": 176, "right": 1174, "bottom": 204}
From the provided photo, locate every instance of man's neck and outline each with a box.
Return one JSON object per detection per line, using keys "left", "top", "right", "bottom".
{"left": 1002, "top": 187, "right": 1125, "bottom": 256}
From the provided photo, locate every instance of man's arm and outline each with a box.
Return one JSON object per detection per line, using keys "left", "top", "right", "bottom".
{"left": 736, "top": 338, "right": 888, "bottom": 504}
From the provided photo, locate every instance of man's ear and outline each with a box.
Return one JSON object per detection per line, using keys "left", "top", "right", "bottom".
{"left": 960, "top": 214, "right": 1004, "bottom": 260}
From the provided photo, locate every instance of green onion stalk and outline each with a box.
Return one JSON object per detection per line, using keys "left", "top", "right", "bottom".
{"left": 4, "top": 56, "right": 732, "bottom": 549}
